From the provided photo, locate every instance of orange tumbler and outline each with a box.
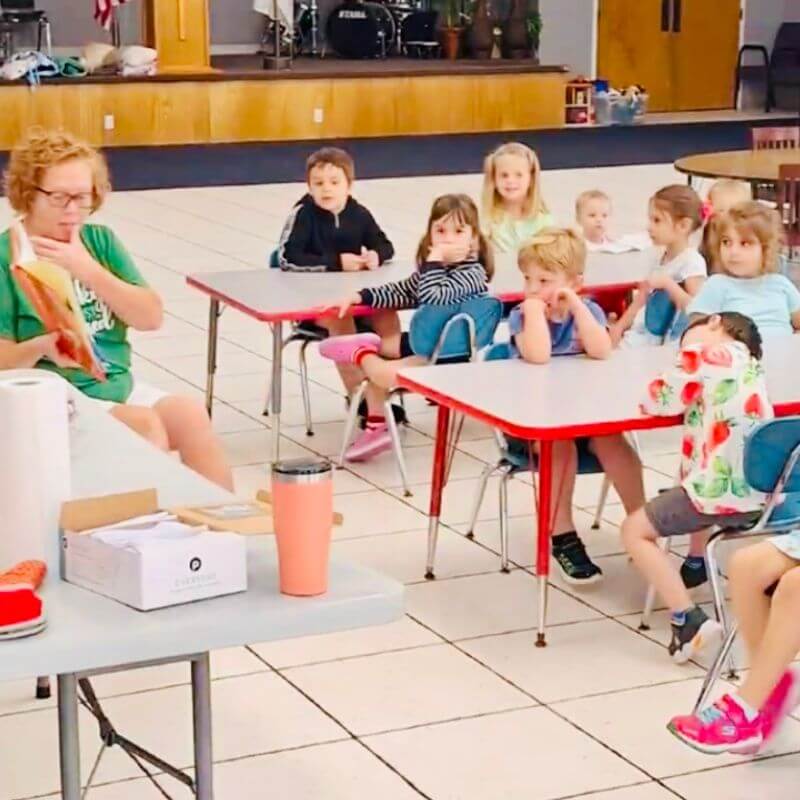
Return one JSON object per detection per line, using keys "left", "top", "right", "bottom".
{"left": 271, "top": 458, "right": 333, "bottom": 596}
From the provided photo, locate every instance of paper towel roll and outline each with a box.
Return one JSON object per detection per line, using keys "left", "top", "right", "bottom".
{"left": 0, "top": 371, "right": 71, "bottom": 576}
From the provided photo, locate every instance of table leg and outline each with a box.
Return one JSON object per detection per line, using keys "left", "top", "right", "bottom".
{"left": 192, "top": 654, "right": 214, "bottom": 800}
{"left": 686, "top": 174, "right": 693, "bottom": 189}
{"left": 425, "top": 404, "right": 451, "bottom": 580}
{"left": 57, "top": 674, "right": 81, "bottom": 800}
{"left": 270, "top": 321, "right": 283, "bottom": 463}
{"left": 533, "top": 439, "right": 553, "bottom": 648}
{"left": 205, "top": 299, "right": 220, "bottom": 417}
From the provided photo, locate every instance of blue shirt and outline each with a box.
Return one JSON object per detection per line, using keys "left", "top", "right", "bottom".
{"left": 507, "top": 298, "right": 607, "bottom": 357}
{"left": 687, "top": 274, "right": 800, "bottom": 338}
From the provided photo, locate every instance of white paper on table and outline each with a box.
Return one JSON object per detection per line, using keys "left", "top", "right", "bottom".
{"left": 586, "top": 232, "right": 652, "bottom": 254}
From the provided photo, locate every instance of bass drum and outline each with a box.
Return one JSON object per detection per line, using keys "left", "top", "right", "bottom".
{"left": 326, "top": 1, "right": 396, "bottom": 59}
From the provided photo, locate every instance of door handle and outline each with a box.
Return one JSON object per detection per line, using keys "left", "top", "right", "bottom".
{"left": 672, "top": 0, "right": 682, "bottom": 32}
{"left": 661, "top": 0, "right": 670, "bottom": 31}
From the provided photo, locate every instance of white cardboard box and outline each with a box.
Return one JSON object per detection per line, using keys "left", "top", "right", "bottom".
{"left": 61, "top": 490, "right": 248, "bottom": 611}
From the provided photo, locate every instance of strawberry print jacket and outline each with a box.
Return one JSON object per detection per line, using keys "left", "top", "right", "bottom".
{"left": 642, "top": 341, "right": 773, "bottom": 514}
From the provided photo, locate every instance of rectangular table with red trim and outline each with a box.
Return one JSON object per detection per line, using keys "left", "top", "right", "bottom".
{"left": 396, "top": 336, "right": 800, "bottom": 646}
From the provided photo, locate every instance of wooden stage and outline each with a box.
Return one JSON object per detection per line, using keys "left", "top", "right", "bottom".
{"left": 0, "top": 56, "right": 568, "bottom": 149}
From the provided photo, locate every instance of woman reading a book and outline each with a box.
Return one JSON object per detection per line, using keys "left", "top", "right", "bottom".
{"left": 0, "top": 128, "right": 233, "bottom": 490}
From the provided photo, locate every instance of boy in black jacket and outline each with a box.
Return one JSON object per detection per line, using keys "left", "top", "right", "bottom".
{"left": 277, "top": 147, "right": 401, "bottom": 406}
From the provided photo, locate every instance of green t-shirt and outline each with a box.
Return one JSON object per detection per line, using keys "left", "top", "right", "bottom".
{"left": 0, "top": 224, "right": 148, "bottom": 403}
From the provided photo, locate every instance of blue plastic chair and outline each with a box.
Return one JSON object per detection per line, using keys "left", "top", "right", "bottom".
{"left": 694, "top": 416, "right": 800, "bottom": 712}
{"left": 339, "top": 296, "right": 503, "bottom": 498}
{"left": 454, "top": 341, "right": 613, "bottom": 576}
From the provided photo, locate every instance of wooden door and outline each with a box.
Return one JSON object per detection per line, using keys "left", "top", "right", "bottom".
{"left": 597, "top": 0, "right": 674, "bottom": 112}
{"left": 670, "top": 0, "right": 741, "bottom": 110}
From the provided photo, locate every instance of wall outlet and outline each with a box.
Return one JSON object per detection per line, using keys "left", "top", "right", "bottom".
{"left": 313, "top": 108, "right": 324, "bottom": 124}
{"left": 103, "top": 114, "right": 115, "bottom": 131}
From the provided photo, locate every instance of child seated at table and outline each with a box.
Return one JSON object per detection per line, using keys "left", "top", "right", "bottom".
{"left": 576, "top": 189, "right": 613, "bottom": 249}
{"left": 276, "top": 147, "right": 401, "bottom": 415}
{"left": 611, "top": 185, "right": 707, "bottom": 348}
{"left": 688, "top": 201, "right": 800, "bottom": 339}
{"left": 506, "top": 228, "right": 645, "bottom": 584}
{"left": 622, "top": 312, "right": 772, "bottom": 664}
{"left": 699, "top": 179, "right": 752, "bottom": 272}
{"left": 318, "top": 194, "right": 494, "bottom": 462}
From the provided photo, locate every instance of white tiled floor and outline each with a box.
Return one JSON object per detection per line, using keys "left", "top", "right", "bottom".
{"left": 2, "top": 162, "right": 796, "bottom": 799}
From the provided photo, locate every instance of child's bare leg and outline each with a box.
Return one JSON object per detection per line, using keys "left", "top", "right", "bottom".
{"left": 360, "top": 354, "right": 425, "bottom": 417}
{"left": 370, "top": 309, "right": 403, "bottom": 358}
{"left": 622, "top": 510, "right": 691, "bottom": 612}
{"left": 687, "top": 530, "right": 709, "bottom": 557}
{"left": 548, "top": 440, "right": 578, "bottom": 535}
{"left": 590, "top": 434, "right": 645, "bottom": 513}
{"left": 317, "top": 315, "right": 363, "bottom": 395}
{"left": 729, "top": 542, "right": 796, "bottom": 660}
{"left": 738, "top": 564, "right": 800, "bottom": 709}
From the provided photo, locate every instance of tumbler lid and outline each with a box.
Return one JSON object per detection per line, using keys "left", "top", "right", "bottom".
{"left": 272, "top": 457, "right": 332, "bottom": 483}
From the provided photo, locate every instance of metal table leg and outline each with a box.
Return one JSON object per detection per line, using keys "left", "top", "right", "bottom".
{"left": 57, "top": 674, "right": 81, "bottom": 800}
{"left": 192, "top": 654, "right": 214, "bottom": 800}
{"left": 425, "top": 405, "right": 451, "bottom": 580}
{"left": 270, "top": 321, "right": 283, "bottom": 463}
{"left": 533, "top": 439, "right": 553, "bottom": 647}
{"left": 205, "top": 299, "right": 220, "bottom": 417}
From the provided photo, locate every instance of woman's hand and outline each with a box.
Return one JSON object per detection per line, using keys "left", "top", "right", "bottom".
{"left": 29, "top": 228, "right": 97, "bottom": 283}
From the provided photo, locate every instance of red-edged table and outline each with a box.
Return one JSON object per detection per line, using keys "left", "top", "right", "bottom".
{"left": 397, "top": 336, "right": 800, "bottom": 646}
{"left": 186, "top": 250, "right": 652, "bottom": 461}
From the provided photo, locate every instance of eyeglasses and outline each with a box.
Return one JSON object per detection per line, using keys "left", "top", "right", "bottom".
{"left": 35, "top": 187, "right": 94, "bottom": 210}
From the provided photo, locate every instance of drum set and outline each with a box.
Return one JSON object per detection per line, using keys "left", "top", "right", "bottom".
{"left": 261, "top": 0, "right": 441, "bottom": 63}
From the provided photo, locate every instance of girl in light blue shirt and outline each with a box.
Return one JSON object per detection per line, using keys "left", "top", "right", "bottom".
{"left": 688, "top": 201, "right": 800, "bottom": 338}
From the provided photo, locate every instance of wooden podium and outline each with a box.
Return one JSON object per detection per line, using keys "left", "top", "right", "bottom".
{"left": 143, "top": 0, "right": 213, "bottom": 74}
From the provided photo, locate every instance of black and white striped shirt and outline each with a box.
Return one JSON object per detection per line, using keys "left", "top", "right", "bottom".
{"left": 359, "top": 260, "right": 489, "bottom": 309}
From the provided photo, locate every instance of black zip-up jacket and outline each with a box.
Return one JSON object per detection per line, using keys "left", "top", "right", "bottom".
{"left": 277, "top": 194, "right": 394, "bottom": 272}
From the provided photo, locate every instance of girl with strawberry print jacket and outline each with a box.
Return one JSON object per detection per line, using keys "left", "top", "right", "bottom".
{"left": 622, "top": 313, "right": 772, "bottom": 669}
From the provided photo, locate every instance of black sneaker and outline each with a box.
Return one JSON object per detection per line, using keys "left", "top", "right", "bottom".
{"left": 552, "top": 532, "right": 603, "bottom": 586}
{"left": 668, "top": 606, "right": 723, "bottom": 664}
{"left": 680, "top": 556, "right": 708, "bottom": 589}
{"left": 356, "top": 400, "right": 408, "bottom": 429}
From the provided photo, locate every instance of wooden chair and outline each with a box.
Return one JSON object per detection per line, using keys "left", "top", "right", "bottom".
{"left": 750, "top": 126, "right": 800, "bottom": 151}
{"left": 778, "top": 163, "right": 800, "bottom": 260}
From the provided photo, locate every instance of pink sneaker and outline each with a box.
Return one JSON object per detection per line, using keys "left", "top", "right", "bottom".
{"left": 760, "top": 668, "right": 800, "bottom": 750}
{"left": 319, "top": 333, "right": 380, "bottom": 364}
{"left": 345, "top": 424, "right": 392, "bottom": 462}
{"left": 667, "top": 694, "right": 763, "bottom": 755}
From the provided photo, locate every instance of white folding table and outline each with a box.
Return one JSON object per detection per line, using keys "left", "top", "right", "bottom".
{"left": 0, "top": 398, "right": 403, "bottom": 799}
{"left": 187, "top": 249, "right": 652, "bottom": 462}
{"left": 397, "top": 336, "right": 800, "bottom": 646}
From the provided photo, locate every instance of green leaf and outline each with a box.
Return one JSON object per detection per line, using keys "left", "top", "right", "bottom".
{"left": 713, "top": 379, "right": 738, "bottom": 405}
{"left": 713, "top": 456, "right": 733, "bottom": 478}
{"left": 693, "top": 476, "right": 729, "bottom": 499}
{"left": 730, "top": 477, "right": 751, "bottom": 498}
{"left": 687, "top": 408, "right": 702, "bottom": 427}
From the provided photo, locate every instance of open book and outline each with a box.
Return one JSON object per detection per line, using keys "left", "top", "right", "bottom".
{"left": 11, "top": 225, "right": 106, "bottom": 381}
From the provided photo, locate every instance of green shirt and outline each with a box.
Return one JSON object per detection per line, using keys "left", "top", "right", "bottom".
{"left": 487, "top": 211, "right": 555, "bottom": 254}
{"left": 0, "top": 224, "right": 148, "bottom": 403}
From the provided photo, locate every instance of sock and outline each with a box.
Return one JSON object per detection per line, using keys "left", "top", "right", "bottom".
{"left": 730, "top": 694, "right": 760, "bottom": 722}
{"left": 671, "top": 608, "right": 690, "bottom": 626}
{"left": 353, "top": 345, "right": 379, "bottom": 367}
{"left": 684, "top": 556, "right": 705, "bottom": 570}
{"left": 366, "top": 415, "right": 385, "bottom": 430}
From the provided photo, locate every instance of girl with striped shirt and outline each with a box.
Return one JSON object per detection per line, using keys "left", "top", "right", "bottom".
{"left": 319, "top": 194, "right": 493, "bottom": 462}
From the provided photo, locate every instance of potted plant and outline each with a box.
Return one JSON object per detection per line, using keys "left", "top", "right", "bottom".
{"left": 434, "top": 0, "right": 464, "bottom": 60}
{"left": 526, "top": 9, "right": 542, "bottom": 62}
{"left": 503, "top": 0, "right": 540, "bottom": 59}
{"left": 468, "top": 0, "right": 493, "bottom": 60}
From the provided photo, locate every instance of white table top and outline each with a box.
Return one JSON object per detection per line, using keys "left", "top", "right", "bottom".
{"left": 398, "top": 336, "right": 800, "bottom": 440}
{"left": 0, "top": 397, "right": 403, "bottom": 681}
{"left": 186, "top": 250, "right": 652, "bottom": 322}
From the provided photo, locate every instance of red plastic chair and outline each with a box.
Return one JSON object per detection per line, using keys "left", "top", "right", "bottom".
{"left": 751, "top": 126, "right": 800, "bottom": 150}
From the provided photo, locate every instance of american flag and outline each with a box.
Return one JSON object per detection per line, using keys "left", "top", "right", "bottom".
{"left": 94, "top": 0, "right": 128, "bottom": 30}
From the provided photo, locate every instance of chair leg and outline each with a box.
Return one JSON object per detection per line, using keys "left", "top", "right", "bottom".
{"left": 385, "top": 393, "right": 412, "bottom": 497}
{"left": 338, "top": 380, "right": 367, "bottom": 467}
{"left": 498, "top": 464, "right": 514, "bottom": 573}
{"left": 466, "top": 461, "right": 496, "bottom": 538}
{"left": 693, "top": 622, "right": 739, "bottom": 714}
{"left": 591, "top": 476, "right": 612, "bottom": 530}
{"left": 639, "top": 538, "right": 669, "bottom": 631}
{"left": 706, "top": 533, "right": 738, "bottom": 680}
{"left": 298, "top": 339, "right": 314, "bottom": 437}
{"left": 36, "top": 676, "right": 51, "bottom": 699}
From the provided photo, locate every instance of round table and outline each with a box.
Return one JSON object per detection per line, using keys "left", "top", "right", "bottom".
{"left": 674, "top": 148, "right": 800, "bottom": 188}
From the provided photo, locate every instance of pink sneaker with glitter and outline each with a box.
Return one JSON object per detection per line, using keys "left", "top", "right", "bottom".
{"left": 667, "top": 694, "right": 763, "bottom": 755}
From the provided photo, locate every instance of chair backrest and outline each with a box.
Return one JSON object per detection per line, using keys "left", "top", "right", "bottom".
{"left": 0, "top": 0, "right": 36, "bottom": 11}
{"left": 773, "top": 22, "right": 800, "bottom": 53}
{"left": 750, "top": 126, "right": 800, "bottom": 151}
{"left": 409, "top": 295, "right": 502, "bottom": 362}
{"left": 778, "top": 163, "right": 800, "bottom": 246}
{"left": 483, "top": 341, "right": 514, "bottom": 362}
{"left": 744, "top": 417, "right": 800, "bottom": 494}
